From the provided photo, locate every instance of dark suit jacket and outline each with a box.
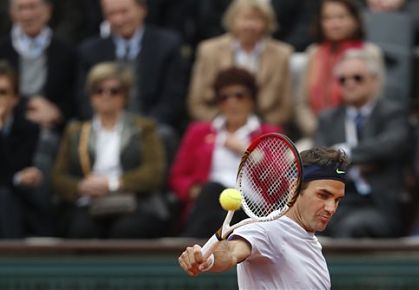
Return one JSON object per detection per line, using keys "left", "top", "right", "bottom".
{"left": 77, "top": 25, "right": 187, "bottom": 128}
{"left": 0, "top": 35, "right": 78, "bottom": 125}
{"left": 0, "top": 102, "right": 40, "bottom": 187}
{"left": 315, "top": 98, "right": 411, "bottom": 216}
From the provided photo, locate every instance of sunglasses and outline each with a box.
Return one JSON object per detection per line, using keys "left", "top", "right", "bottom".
{"left": 92, "top": 86, "right": 123, "bottom": 96}
{"left": 217, "top": 91, "right": 250, "bottom": 103}
{"left": 337, "top": 74, "right": 366, "bottom": 86}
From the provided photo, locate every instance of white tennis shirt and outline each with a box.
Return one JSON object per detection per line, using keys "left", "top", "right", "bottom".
{"left": 231, "top": 216, "right": 331, "bottom": 290}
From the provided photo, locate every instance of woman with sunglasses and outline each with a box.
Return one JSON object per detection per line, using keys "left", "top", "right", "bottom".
{"left": 52, "top": 62, "right": 169, "bottom": 239}
{"left": 169, "top": 67, "right": 282, "bottom": 238}
{"left": 295, "top": 0, "right": 383, "bottom": 141}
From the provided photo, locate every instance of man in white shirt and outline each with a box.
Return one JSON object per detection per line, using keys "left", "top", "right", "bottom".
{"left": 178, "top": 147, "right": 349, "bottom": 289}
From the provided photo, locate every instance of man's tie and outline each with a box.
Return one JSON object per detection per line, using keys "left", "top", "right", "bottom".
{"left": 354, "top": 112, "right": 365, "bottom": 141}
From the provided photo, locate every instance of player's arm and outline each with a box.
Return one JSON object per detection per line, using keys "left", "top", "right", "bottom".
{"left": 178, "top": 239, "right": 251, "bottom": 276}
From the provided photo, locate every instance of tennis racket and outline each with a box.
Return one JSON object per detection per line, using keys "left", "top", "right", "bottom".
{"left": 201, "top": 132, "right": 302, "bottom": 265}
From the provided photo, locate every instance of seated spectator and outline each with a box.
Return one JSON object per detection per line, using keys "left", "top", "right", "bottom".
{"left": 315, "top": 48, "right": 411, "bottom": 238}
{"left": 169, "top": 67, "right": 282, "bottom": 238}
{"left": 52, "top": 62, "right": 169, "bottom": 239}
{"left": 0, "top": 0, "right": 77, "bottom": 130}
{"left": 77, "top": 0, "right": 187, "bottom": 133}
{"left": 295, "top": 0, "right": 383, "bottom": 139}
{"left": 0, "top": 0, "right": 78, "bottom": 219}
{"left": 187, "top": 0, "right": 293, "bottom": 129}
{"left": 184, "top": 0, "right": 319, "bottom": 53}
{"left": 0, "top": 60, "right": 49, "bottom": 238}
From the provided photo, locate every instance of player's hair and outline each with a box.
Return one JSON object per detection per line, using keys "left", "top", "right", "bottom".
{"left": 288, "top": 147, "right": 350, "bottom": 207}
{"left": 213, "top": 66, "right": 258, "bottom": 103}
{"left": 0, "top": 60, "right": 19, "bottom": 95}
{"left": 222, "top": 0, "right": 278, "bottom": 35}
{"left": 312, "top": 0, "right": 365, "bottom": 43}
{"left": 85, "top": 62, "right": 133, "bottom": 100}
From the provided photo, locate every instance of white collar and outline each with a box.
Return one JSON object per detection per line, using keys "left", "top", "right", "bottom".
{"left": 92, "top": 113, "right": 124, "bottom": 133}
{"left": 346, "top": 99, "right": 376, "bottom": 119}
{"left": 11, "top": 24, "right": 52, "bottom": 58}
{"left": 212, "top": 114, "right": 261, "bottom": 133}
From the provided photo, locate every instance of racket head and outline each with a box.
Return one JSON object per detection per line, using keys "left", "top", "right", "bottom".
{"left": 237, "top": 133, "right": 302, "bottom": 221}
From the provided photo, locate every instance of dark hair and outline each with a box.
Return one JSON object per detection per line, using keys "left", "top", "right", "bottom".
{"left": 300, "top": 146, "right": 350, "bottom": 169}
{"left": 213, "top": 67, "right": 258, "bottom": 102}
{"left": 0, "top": 60, "right": 19, "bottom": 95}
{"left": 312, "top": 0, "right": 365, "bottom": 43}
{"left": 288, "top": 147, "right": 350, "bottom": 207}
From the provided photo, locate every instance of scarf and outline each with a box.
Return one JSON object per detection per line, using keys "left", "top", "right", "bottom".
{"left": 11, "top": 25, "right": 52, "bottom": 59}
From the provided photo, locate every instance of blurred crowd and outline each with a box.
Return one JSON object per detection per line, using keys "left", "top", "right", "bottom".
{"left": 0, "top": 0, "right": 419, "bottom": 240}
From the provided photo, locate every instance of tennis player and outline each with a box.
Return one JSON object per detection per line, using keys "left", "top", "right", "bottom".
{"left": 178, "top": 147, "right": 349, "bottom": 289}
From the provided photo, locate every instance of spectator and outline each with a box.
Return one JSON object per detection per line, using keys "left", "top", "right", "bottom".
{"left": 169, "top": 67, "right": 282, "bottom": 238}
{"left": 188, "top": 0, "right": 293, "bottom": 129}
{"left": 52, "top": 62, "right": 169, "bottom": 239}
{"left": 295, "top": 0, "right": 383, "bottom": 139}
{"left": 0, "top": 0, "right": 77, "bottom": 130}
{"left": 0, "top": 0, "right": 78, "bottom": 234}
{"left": 183, "top": 0, "right": 319, "bottom": 53}
{"left": 315, "top": 48, "right": 411, "bottom": 238}
{"left": 76, "top": 0, "right": 187, "bottom": 133}
{"left": 0, "top": 60, "right": 50, "bottom": 238}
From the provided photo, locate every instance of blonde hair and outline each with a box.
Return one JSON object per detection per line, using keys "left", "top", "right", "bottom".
{"left": 85, "top": 62, "right": 134, "bottom": 98}
{"left": 222, "top": 0, "right": 278, "bottom": 35}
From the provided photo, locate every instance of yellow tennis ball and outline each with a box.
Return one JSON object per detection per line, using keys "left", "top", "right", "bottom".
{"left": 219, "top": 188, "right": 242, "bottom": 211}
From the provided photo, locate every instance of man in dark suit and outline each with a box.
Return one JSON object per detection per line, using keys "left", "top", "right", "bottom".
{"left": 0, "top": 0, "right": 77, "bottom": 130}
{"left": 77, "top": 0, "right": 187, "bottom": 132}
{"left": 315, "top": 48, "right": 411, "bottom": 238}
{"left": 0, "top": 61, "right": 49, "bottom": 238}
{"left": 0, "top": 0, "right": 78, "bottom": 234}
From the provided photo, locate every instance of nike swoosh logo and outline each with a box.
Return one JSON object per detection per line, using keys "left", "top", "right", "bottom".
{"left": 336, "top": 169, "right": 345, "bottom": 174}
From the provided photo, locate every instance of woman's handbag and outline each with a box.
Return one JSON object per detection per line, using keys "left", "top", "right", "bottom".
{"left": 78, "top": 122, "right": 137, "bottom": 218}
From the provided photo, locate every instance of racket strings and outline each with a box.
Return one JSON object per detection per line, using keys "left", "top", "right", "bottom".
{"left": 239, "top": 137, "right": 300, "bottom": 219}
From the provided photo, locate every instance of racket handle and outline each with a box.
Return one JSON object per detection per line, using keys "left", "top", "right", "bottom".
{"left": 201, "top": 234, "right": 219, "bottom": 259}
{"left": 200, "top": 234, "right": 220, "bottom": 271}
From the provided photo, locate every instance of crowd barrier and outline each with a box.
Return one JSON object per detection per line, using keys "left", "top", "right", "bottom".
{"left": 0, "top": 237, "right": 418, "bottom": 289}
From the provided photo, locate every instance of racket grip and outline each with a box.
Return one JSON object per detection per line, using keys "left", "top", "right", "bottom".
{"left": 200, "top": 234, "right": 219, "bottom": 271}
{"left": 201, "top": 234, "right": 219, "bottom": 259}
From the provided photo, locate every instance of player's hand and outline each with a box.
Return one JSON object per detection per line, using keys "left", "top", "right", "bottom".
{"left": 178, "top": 244, "right": 213, "bottom": 276}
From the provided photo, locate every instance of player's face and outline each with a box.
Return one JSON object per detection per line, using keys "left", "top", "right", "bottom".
{"left": 10, "top": 0, "right": 51, "bottom": 37}
{"left": 337, "top": 58, "right": 378, "bottom": 107}
{"left": 296, "top": 179, "right": 345, "bottom": 233}
{"left": 101, "top": 0, "right": 146, "bottom": 39}
{"left": 231, "top": 7, "right": 267, "bottom": 46}
{"left": 321, "top": 1, "right": 358, "bottom": 42}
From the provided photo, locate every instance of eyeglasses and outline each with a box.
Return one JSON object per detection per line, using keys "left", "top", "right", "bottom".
{"left": 216, "top": 91, "right": 251, "bottom": 103}
{"left": 92, "top": 86, "right": 123, "bottom": 97}
{"left": 337, "top": 74, "right": 366, "bottom": 86}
